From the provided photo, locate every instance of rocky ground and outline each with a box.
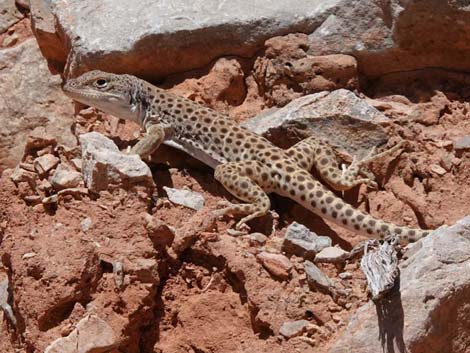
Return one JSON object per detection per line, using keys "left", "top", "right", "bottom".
{"left": 1, "top": 1, "right": 470, "bottom": 353}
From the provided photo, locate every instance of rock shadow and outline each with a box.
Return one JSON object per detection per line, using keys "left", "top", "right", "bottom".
{"left": 375, "top": 278, "right": 408, "bottom": 353}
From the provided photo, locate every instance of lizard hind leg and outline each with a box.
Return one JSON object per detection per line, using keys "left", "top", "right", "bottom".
{"left": 286, "top": 136, "right": 378, "bottom": 191}
{"left": 214, "top": 161, "right": 271, "bottom": 230}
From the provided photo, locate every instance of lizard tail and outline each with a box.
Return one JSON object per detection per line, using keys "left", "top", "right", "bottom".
{"left": 287, "top": 169, "right": 430, "bottom": 244}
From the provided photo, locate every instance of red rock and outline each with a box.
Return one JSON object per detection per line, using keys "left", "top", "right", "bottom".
{"left": 256, "top": 251, "right": 292, "bottom": 280}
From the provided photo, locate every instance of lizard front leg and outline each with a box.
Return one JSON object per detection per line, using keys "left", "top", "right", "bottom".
{"left": 214, "top": 161, "right": 271, "bottom": 230}
{"left": 130, "top": 124, "right": 166, "bottom": 159}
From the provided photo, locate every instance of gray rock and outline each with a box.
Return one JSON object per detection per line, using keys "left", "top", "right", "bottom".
{"left": 50, "top": 164, "right": 83, "bottom": 190}
{"left": 0, "top": 0, "right": 23, "bottom": 34}
{"left": 304, "top": 260, "right": 334, "bottom": 293}
{"left": 314, "top": 246, "right": 349, "bottom": 263}
{"left": 0, "top": 38, "right": 75, "bottom": 171}
{"left": 44, "top": 314, "right": 118, "bottom": 353}
{"left": 30, "top": 0, "right": 341, "bottom": 78}
{"left": 454, "top": 136, "right": 470, "bottom": 152}
{"left": 163, "top": 187, "right": 205, "bottom": 211}
{"left": 243, "top": 90, "right": 389, "bottom": 158}
{"left": 279, "top": 320, "right": 310, "bottom": 339}
{"left": 282, "top": 222, "right": 332, "bottom": 259}
{"left": 79, "top": 132, "right": 154, "bottom": 192}
{"left": 328, "top": 217, "right": 470, "bottom": 353}
{"left": 308, "top": 0, "right": 470, "bottom": 77}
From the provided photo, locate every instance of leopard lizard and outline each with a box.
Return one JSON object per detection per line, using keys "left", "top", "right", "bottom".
{"left": 63, "top": 70, "right": 431, "bottom": 244}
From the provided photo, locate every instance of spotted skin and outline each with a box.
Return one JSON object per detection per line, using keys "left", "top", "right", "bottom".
{"left": 63, "top": 70, "right": 431, "bottom": 244}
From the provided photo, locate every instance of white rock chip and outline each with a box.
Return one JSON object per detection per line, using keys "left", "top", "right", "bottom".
{"left": 80, "top": 132, "right": 154, "bottom": 192}
{"left": 314, "top": 246, "right": 349, "bottom": 263}
{"left": 279, "top": 320, "right": 310, "bottom": 339}
{"left": 50, "top": 163, "right": 82, "bottom": 190}
{"left": 80, "top": 217, "right": 92, "bottom": 233}
{"left": 283, "top": 222, "right": 331, "bottom": 259}
{"left": 163, "top": 187, "right": 205, "bottom": 210}
{"left": 44, "top": 314, "right": 118, "bottom": 353}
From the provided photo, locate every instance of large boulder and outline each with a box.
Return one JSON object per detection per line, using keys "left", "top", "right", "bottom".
{"left": 328, "top": 217, "right": 470, "bottom": 353}
{"left": 29, "top": 0, "right": 340, "bottom": 79}
{"left": 307, "top": 0, "right": 470, "bottom": 77}
{"left": 0, "top": 37, "right": 75, "bottom": 172}
{"left": 30, "top": 0, "right": 470, "bottom": 80}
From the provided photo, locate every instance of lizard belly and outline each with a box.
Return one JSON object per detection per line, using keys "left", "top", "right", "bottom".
{"left": 164, "top": 138, "right": 226, "bottom": 169}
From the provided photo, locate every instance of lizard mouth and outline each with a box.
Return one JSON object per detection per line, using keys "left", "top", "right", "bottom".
{"left": 62, "top": 84, "right": 122, "bottom": 105}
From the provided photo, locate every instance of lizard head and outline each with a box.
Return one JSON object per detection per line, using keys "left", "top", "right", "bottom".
{"left": 63, "top": 70, "right": 144, "bottom": 122}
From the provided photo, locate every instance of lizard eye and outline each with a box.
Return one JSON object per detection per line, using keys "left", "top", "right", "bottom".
{"left": 95, "top": 79, "right": 108, "bottom": 88}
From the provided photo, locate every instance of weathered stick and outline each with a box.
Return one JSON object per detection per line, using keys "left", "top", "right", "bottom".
{"left": 360, "top": 236, "right": 400, "bottom": 300}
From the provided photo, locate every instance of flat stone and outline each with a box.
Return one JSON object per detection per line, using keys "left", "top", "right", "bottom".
{"left": 79, "top": 132, "right": 154, "bottom": 192}
{"left": 454, "top": 136, "right": 470, "bottom": 151}
{"left": 282, "top": 222, "right": 331, "bottom": 259}
{"left": 163, "top": 187, "right": 205, "bottom": 210}
{"left": 430, "top": 164, "right": 447, "bottom": 176}
{"left": 50, "top": 163, "right": 83, "bottom": 190}
{"left": 30, "top": 0, "right": 340, "bottom": 78}
{"left": 328, "top": 217, "right": 470, "bottom": 353}
{"left": 314, "top": 246, "right": 349, "bottom": 263}
{"left": 256, "top": 252, "right": 292, "bottom": 280}
{"left": 44, "top": 314, "right": 118, "bottom": 353}
{"left": 279, "top": 319, "right": 310, "bottom": 339}
{"left": 33, "top": 153, "right": 60, "bottom": 176}
{"left": 304, "top": 260, "right": 334, "bottom": 293}
{"left": 243, "top": 89, "right": 389, "bottom": 158}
